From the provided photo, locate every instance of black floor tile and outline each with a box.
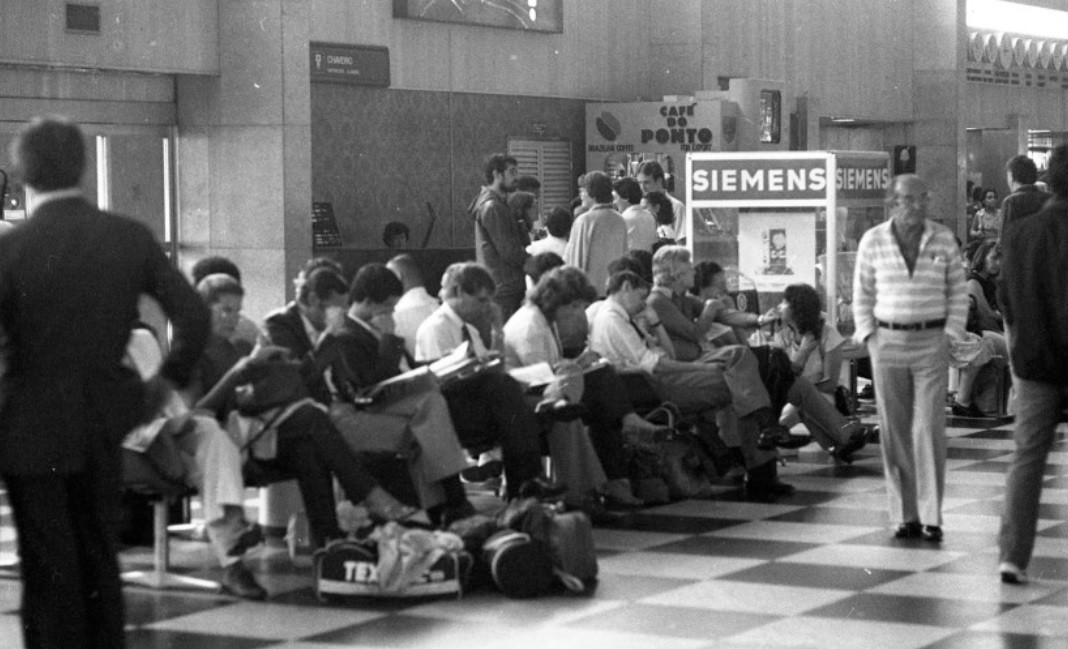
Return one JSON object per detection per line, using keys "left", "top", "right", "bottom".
{"left": 563, "top": 602, "right": 779, "bottom": 639}
{"left": 921, "top": 630, "right": 1067, "bottom": 649}
{"left": 767, "top": 505, "right": 889, "bottom": 526}
{"left": 1037, "top": 522, "right": 1068, "bottom": 538}
{"left": 807, "top": 592, "right": 1013, "bottom": 627}
{"left": 714, "top": 488, "right": 843, "bottom": 507}
{"left": 304, "top": 614, "right": 506, "bottom": 646}
{"left": 840, "top": 528, "right": 998, "bottom": 552}
{"left": 648, "top": 535, "right": 817, "bottom": 560}
{"left": 931, "top": 552, "right": 1002, "bottom": 574}
{"left": 596, "top": 513, "right": 747, "bottom": 535}
{"left": 123, "top": 591, "right": 235, "bottom": 628}
{"left": 1022, "top": 556, "right": 1068, "bottom": 582}
{"left": 945, "top": 447, "right": 1012, "bottom": 461}
{"left": 718, "top": 561, "right": 910, "bottom": 590}
{"left": 954, "top": 461, "right": 1068, "bottom": 475}
{"left": 944, "top": 483, "right": 1005, "bottom": 499}
{"left": 124, "top": 629, "right": 275, "bottom": 649}
{"left": 798, "top": 464, "right": 885, "bottom": 479}
{"left": 587, "top": 574, "right": 703, "bottom": 601}
{"left": 958, "top": 429, "right": 1016, "bottom": 440}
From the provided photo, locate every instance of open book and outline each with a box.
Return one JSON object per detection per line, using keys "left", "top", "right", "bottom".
{"left": 506, "top": 357, "right": 612, "bottom": 394}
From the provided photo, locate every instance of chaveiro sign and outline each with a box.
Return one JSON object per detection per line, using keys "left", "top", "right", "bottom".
{"left": 690, "top": 154, "right": 891, "bottom": 203}
{"left": 310, "top": 42, "right": 390, "bottom": 86}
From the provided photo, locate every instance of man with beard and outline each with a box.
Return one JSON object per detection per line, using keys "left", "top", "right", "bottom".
{"left": 470, "top": 153, "right": 529, "bottom": 320}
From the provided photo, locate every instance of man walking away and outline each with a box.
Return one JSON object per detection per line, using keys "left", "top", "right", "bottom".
{"left": 997, "top": 144, "right": 1068, "bottom": 585}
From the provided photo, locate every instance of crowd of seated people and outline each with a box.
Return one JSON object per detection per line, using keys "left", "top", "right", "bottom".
{"left": 132, "top": 236, "right": 894, "bottom": 599}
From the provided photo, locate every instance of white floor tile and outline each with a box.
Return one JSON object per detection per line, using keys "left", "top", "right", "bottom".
{"left": 706, "top": 521, "right": 880, "bottom": 544}
{"left": 869, "top": 571, "right": 1061, "bottom": 604}
{"left": 405, "top": 593, "right": 625, "bottom": 626}
{"left": 598, "top": 552, "right": 765, "bottom": 580}
{"left": 640, "top": 580, "right": 853, "bottom": 616}
{"left": 726, "top": 616, "right": 955, "bottom": 649}
{"left": 592, "top": 529, "right": 689, "bottom": 552}
{"left": 779, "top": 544, "right": 965, "bottom": 571}
{"left": 971, "top": 604, "right": 1068, "bottom": 636}
{"left": 143, "top": 602, "right": 387, "bottom": 640}
{"left": 642, "top": 500, "right": 804, "bottom": 520}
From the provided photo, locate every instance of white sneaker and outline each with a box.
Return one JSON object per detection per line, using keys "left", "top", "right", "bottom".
{"left": 999, "top": 561, "right": 1028, "bottom": 585}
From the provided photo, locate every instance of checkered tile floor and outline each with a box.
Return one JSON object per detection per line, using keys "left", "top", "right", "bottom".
{"left": 3, "top": 408, "right": 1068, "bottom": 648}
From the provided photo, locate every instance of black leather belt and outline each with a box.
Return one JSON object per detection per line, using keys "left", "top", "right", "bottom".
{"left": 876, "top": 318, "right": 946, "bottom": 331}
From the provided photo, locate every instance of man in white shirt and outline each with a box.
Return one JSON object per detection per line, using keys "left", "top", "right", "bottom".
{"left": 636, "top": 160, "right": 689, "bottom": 245}
{"left": 526, "top": 206, "right": 571, "bottom": 258}
{"left": 386, "top": 253, "right": 440, "bottom": 357}
{"left": 614, "top": 177, "right": 658, "bottom": 251}
{"left": 415, "top": 262, "right": 552, "bottom": 499}
{"left": 589, "top": 270, "right": 796, "bottom": 497}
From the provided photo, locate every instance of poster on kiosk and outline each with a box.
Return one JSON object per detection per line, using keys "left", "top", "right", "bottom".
{"left": 685, "top": 151, "right": 891, "bottom": 332}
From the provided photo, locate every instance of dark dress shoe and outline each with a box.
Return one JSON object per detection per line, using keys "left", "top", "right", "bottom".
{"left": 857, "top": 384, "right": 875, "bottom": 400}
{"left": 950, "top": 401, "right": 985, "bottom": 418}
{"left": 757, "top": 425, "right": 812, "bottom": 451}
{"left": 831, "top": 429, "right": 869, "bottom": 464}
{"left": 222, "top": 561, "right": 267, "bottom": 600}
{"left": 746, "top": 478, "right": 796, "bottom": 499}
{"left": 894, "top": 521, "right": 922, "bottom": 539}
{"left": 922, "top": 525, "right": 943, "bottom": 542}
{"left": 460, "top": 460, "right": 504, "bottom": 483}
{"left": 517, "top": 477, "right": 568, "bottom": 501}
{"left": 865, "top": 426, "right": 881, "bottom": 444}
{"left": 226, "top": 525, "right": 264, "bottom": 557}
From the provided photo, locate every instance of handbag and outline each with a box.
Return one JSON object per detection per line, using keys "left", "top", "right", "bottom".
{"left": 234, "top": 357, "right": 310, "bottom": 415}
{"left": 315, "top": 526, "right": 472, "bottom": 601}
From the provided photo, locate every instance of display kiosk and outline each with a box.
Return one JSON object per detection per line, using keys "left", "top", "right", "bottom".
{"left": 684, "top": 150, "right": 891, "bottom": 331}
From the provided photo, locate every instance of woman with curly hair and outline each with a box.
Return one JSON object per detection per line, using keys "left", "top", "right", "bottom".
{"left": 770, "top": 283, "right": 869, "bottom": 463}
{"left": 503, "top": 266, "right": 663, "bottom": 508}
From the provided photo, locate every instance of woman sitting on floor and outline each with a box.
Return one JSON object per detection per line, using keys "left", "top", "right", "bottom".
{"left": 648, "top": 247, "right": 869, "bottom": 464}
{"left": 951, "top": 241, "right": 1009, "bottom": 417}
{"left": 768, "top": 283, "right": 868, "bottom": 462}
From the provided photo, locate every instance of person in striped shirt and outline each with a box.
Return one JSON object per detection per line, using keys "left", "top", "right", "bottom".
{"left": 853, "top": 174, "right": 969, "bottom": 544}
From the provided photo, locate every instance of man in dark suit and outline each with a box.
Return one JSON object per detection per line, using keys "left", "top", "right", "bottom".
{"left": 314, "top": 263, "right": 474, "bottom": 523}
{"left": 262, "top": 266, "right": 349, "bottom": 402}
{"left": 1001, "top": 154, "right": 1051, "bottom": 231}
{"left": 0, "top": 117, "right": 210, "bottom": 649}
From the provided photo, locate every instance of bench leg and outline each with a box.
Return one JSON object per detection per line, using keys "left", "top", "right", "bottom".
{"left": 121, "top": 499, "right": 220, "bottom": 593}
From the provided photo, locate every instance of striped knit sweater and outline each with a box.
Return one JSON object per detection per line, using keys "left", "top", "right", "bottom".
{"left": 852, "top": 218, "right": 968, "bottom": 344}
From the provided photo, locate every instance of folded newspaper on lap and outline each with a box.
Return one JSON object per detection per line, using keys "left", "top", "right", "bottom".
{"left": 427, "top": 341, "right": 502, "bottom": 387}
{"left": 354, "top": 366, "right": 437, "bottom": 406}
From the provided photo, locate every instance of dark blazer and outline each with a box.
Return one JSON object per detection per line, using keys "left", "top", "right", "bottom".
{"left": 263, "top": 302, "right": 314, "bottom": 359}
{"left": 315, "top": 316, "right": 410, "bottom": 400}
{"left": 1001, "top": 184, "right": 1051, "bottom": 230}
{"left": 0, "top": 196, "right": 209, "bottom": 476}
{"left": 1000, "top": 196, "right": 1068, "bottom": 384}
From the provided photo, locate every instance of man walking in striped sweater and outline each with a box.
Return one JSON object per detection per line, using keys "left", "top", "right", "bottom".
{"left": 853, "top": 174, "right": 969, "bottom": 543}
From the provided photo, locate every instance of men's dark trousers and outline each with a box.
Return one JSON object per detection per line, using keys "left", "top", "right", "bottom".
{"left": 441, "top": 372, "right": 542, "bottom": 497}
{"left": 270, "top": 405, "right": 378, "bottom": 545}
{"left": 581, "top": 364, "right": 635, "bottom": 480}
{"left": 4, "top": 439, "right": 125, "bottom": 649}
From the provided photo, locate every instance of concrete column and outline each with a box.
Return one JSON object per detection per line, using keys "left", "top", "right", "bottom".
{"left": 911, "top": 0, "right": 967, "bottom": 235}
{"left": 175, "top": 0, "right": 311, "bottom": 323}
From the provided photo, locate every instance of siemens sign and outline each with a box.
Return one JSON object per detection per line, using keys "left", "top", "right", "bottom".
{"left": 690, "top": 158, "right": 891, "bottom": 202}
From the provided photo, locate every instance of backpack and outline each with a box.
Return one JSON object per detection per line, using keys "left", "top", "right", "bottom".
{"left": 496, "top": 497, "right": 599, "bottom": 595}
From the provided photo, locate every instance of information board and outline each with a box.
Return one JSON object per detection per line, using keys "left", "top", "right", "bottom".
{"left": 312, "top": 202, "right": 344, "bottom": 249}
